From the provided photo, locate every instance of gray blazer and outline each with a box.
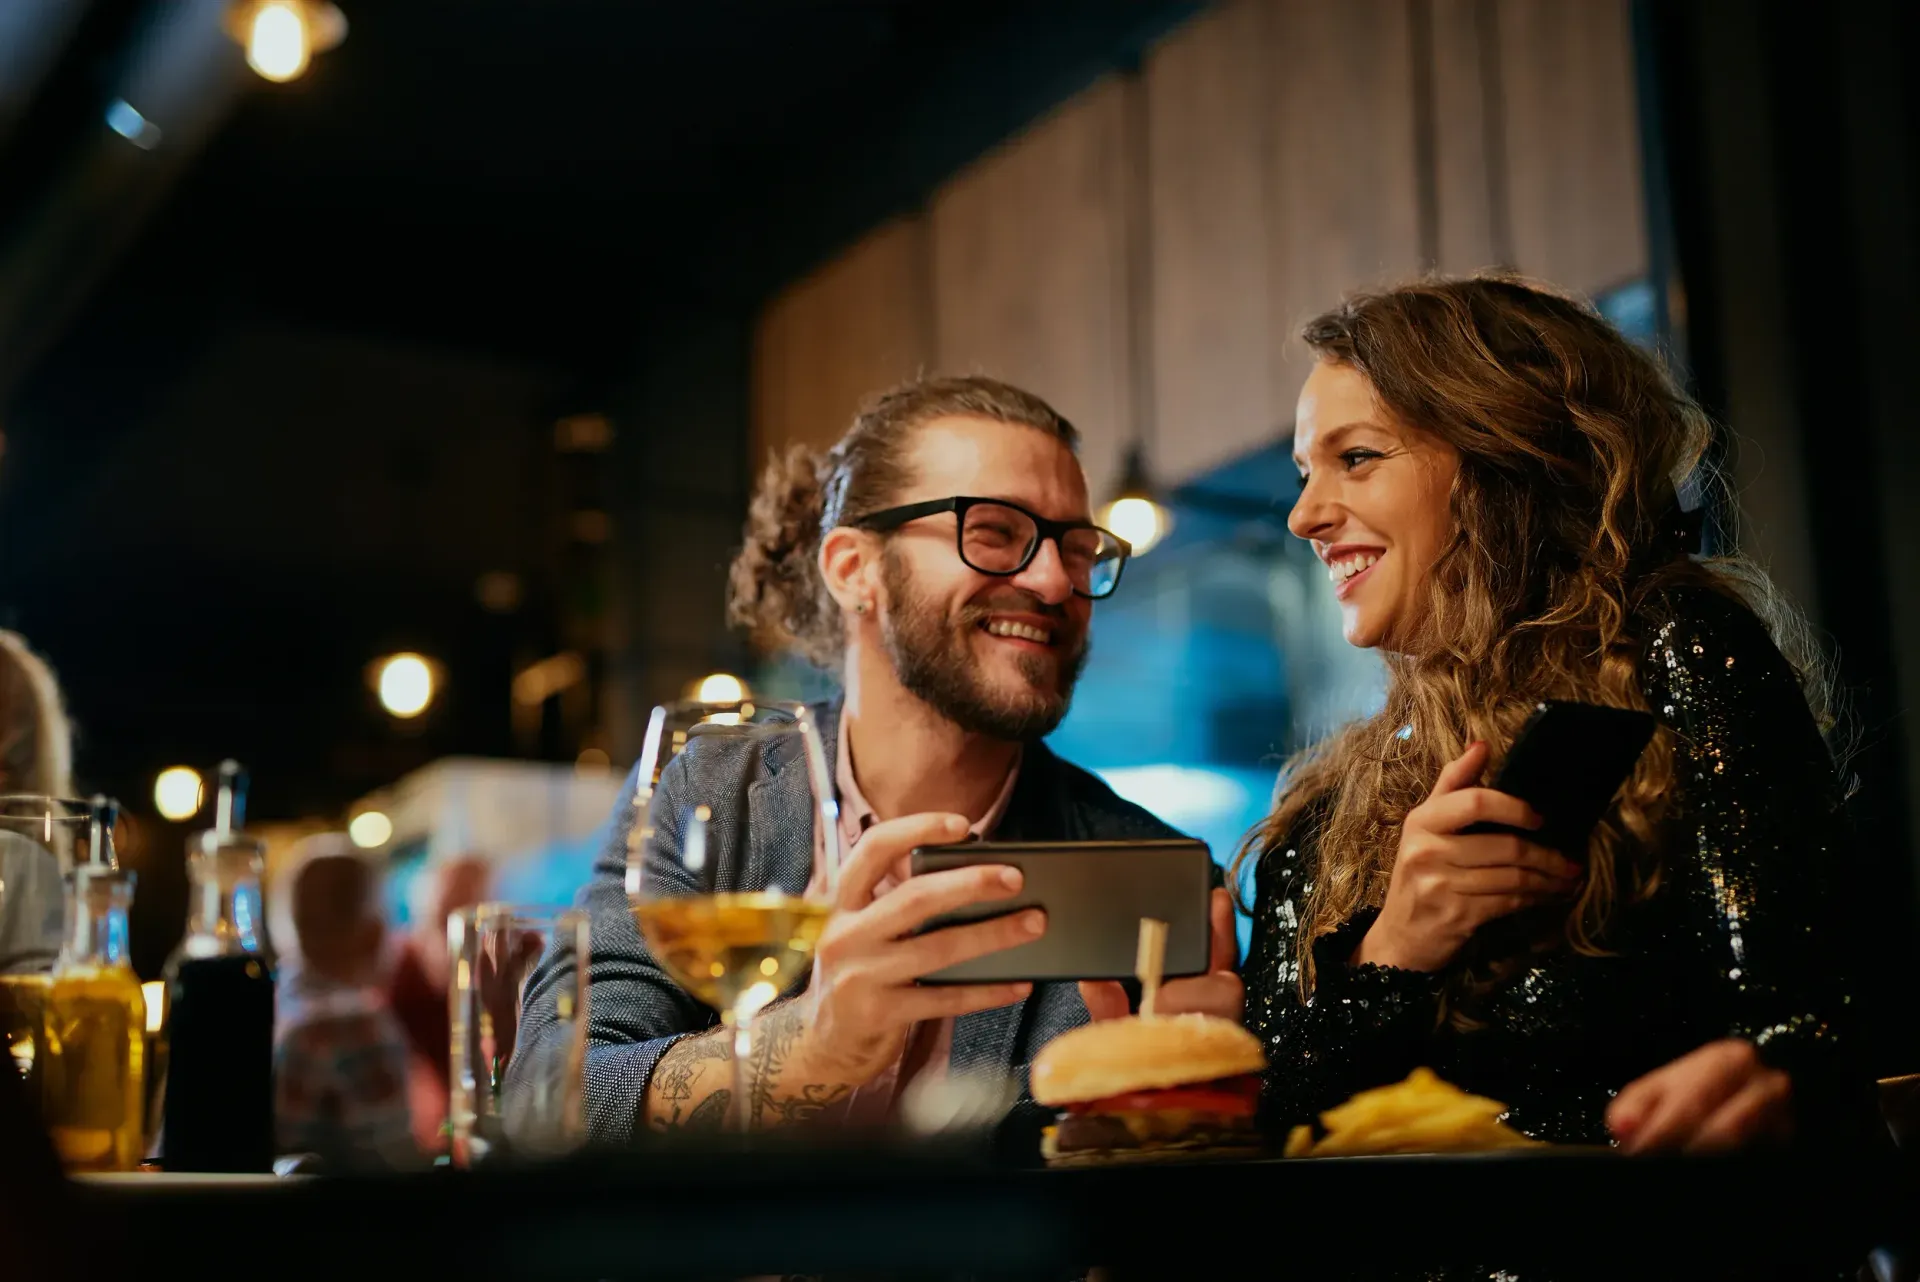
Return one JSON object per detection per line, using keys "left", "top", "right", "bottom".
{"left": 516, "top": 700, "right": 1182, "bottom": 1150}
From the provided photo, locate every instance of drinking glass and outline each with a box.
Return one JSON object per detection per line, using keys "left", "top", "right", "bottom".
{"left": 0, "top": 796, "right": 91, "bottom": 1106}
{"left": 625, "top": 699, "right": 840, "bottom": 1132}
{"left": 448, "top": 903, "right": 589, "bottom": 1167}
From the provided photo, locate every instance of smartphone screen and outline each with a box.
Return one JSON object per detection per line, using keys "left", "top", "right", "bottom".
{"left": 906, "top": 839, "right": 1213, "bottom": 984}
{"left": 1473, "top": 700, "right": 1657, "bottom": 857}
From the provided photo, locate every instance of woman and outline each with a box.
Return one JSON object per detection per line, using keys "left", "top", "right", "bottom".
{"left": 1239, "top": 275, "right": 1877, "bottom": 1154}
{"left": 0, "top": 633, "right": 74, "bottom": 974}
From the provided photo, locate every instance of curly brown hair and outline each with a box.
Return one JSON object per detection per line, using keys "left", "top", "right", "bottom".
{"left": 727, "top": 375, "right": 1078, "bottom": 666}
{"left": 1229, "top": 273, "right": 1834, "bottom": 1023}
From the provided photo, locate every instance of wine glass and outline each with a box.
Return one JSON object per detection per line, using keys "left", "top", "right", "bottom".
{"left": 624, "top": 698, "right": 840, "bottom": 1132}
{"left": 449, "top": 903, "right": 590, "bottom": 1167}
{"left": 0, "top": 796, "right": 90, "bottom": 1106}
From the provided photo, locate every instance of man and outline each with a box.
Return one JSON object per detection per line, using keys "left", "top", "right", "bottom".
{"left": 520, "top": 376, "right": 1239, "bottom": 1148}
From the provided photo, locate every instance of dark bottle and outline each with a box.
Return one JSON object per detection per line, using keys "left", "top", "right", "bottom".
{"left": 157, "top": 762, "right": 274, "bottom": 1172}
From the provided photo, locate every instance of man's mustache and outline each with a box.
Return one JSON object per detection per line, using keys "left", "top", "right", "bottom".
{"left": 958, "top": 591, "right": 1072, "bottom": 627}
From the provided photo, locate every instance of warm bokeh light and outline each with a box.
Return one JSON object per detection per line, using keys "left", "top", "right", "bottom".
{"left": 247, "top": 2, "right": 311, "bottom": 82}
{"left": 142, "top": 981, "right": 164, "bottom": 1035}
{"left": 348, "top": 811, "right": 393, "bottom": 849}
{"left": 575, "top": 746, "right": 612, "bottom": 774}
{"left": 512, "top": 651, "right": 585, "bottom": 707}
{"left": 1100, "top": 496, "right": 1170, "bottom": 556}
{"left": 377, "top": 653, "right": 435, "bottom": 718}
{"left": 153, "top": 766, "right": 205, "bottom": 822}
{"left": 694, "top": 672, "right": 747, "bottom": 704}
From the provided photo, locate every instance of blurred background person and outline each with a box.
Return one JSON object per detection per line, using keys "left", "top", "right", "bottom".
{"left": 1240, "top": 275, "right": 1881, "bottom": 1157}
{"left": 274, "top": 833, "right": 416, "bottom": 1170}
{"left": 385, "top": 854, "right": 492, "bottom": 1153}
{"left": 0, "top": 632, "right": 74, "bottom": 975}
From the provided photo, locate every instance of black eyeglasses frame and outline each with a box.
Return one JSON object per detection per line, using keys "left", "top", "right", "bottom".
{"left": 846, "top": 495, "right": 1131, "bottom": 600}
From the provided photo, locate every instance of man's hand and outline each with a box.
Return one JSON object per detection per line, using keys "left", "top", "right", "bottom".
{"left": 644, "top": 812, "right": 1046, "bottom": 1130}
{"left": 1078, "top": 887, "right": 1243, "bottom": 1023}
{"left": 798, "top": 812, "right": 1041, "bottom": 1085}
{"left": 1607, "top": 1039, "right": 1793, "bottom": 1153}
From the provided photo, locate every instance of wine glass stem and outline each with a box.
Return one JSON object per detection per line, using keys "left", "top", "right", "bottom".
{"left": 729, "top": 1006, "right": 756, "bottom": 1134}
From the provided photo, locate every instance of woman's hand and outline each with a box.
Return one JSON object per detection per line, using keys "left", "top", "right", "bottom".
{"left": 1355, "top": 741, "right": 1583, "bottom": 972}
{"left": 1607, "top": 1039, "right": 1793, "bottom": 1152}
{"left": 1079, "top": 888, "right": 1244, "bottom": 1023}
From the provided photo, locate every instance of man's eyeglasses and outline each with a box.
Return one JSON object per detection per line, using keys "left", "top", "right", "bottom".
{"left": 848, "top": 496, "right": 1131, "bottom": 600}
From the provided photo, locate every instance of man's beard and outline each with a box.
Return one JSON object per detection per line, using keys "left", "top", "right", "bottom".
{"left": 878, "top": 548, "right": 1088, "bottom": 742}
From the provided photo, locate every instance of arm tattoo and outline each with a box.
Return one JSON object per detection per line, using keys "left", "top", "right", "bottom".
{"left": 648, "top": 1001, "right": 852, "bottom": 1132}
{"left": 647, "top": 1027, "right": 734, "bottom": 1131}
{"left": 684, "top": 1090, "right": 730, "bottom": 1131}
{"left": 748, "top": 1002, "right": 850, "bottom": 1128}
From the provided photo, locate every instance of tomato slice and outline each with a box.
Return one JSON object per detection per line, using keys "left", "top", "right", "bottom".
{"left": 1066, "top": 1074, "right": 1262, "bottom": 1117}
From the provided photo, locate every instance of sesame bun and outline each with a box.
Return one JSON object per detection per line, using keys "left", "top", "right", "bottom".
{"left": 1030, "top": 1014, "right": 1266, "bottom": 1106}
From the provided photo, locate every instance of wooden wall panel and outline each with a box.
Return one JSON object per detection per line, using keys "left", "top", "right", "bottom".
{"left": 1429, "top": 0, "right": 1502, "bottom": 273}
{"left": 1265, "top": 0, "right": 1425, "bottom": 427}
{"left": 749, "top": 0, "right": 1652, "bottom": 495}
{"left": 1144, "top": 0, "right": 1280, "bottom": 482}
{"left": 928, "top": 78, "right": 1132, "bottom": 500}
{"left": 1497, "top": 0, "right": 1647, "bottom": 295}
{"left": 750, "top": 216, "right": 933, "bottom": 469}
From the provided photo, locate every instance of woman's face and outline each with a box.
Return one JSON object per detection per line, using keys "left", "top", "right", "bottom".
{"left": 1288, "top": 359, "right": 1460, "bottom": 651}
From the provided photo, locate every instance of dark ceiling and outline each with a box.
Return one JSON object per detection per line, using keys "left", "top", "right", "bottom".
{"left": 0, "top": 0, "right": 1198, "bottom": 835}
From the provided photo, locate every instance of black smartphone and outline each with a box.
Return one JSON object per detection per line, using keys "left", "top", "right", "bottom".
{"left": 1464, "top": 700, "right": 1657, "bottom": 858}
{"left": 906, "top": 839, "right": 1213, "bottom": 984}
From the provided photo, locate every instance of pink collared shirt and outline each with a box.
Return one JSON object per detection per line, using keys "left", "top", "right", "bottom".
{"left": 820, "top": 720, "right": 1020, "bottom": 1124}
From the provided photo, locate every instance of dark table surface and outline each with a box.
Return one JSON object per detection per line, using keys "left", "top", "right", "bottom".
{"left": 39, "top": 1139, "right": 1920, "bottom": 1281}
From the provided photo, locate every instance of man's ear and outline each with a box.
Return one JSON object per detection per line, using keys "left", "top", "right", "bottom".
{"left": 819, "top": 525, "right": 879, "bottom": 615}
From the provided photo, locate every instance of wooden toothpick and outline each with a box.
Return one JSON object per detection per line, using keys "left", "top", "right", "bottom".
{"left": 1135, "top": 917, "right": 1169, "bottom": 1018}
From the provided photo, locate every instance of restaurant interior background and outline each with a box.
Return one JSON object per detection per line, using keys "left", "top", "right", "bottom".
{"left": 0, "top": 0, "right": 1915, "bottom": 1067}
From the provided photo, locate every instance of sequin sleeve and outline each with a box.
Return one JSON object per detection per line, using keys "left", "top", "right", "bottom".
{"left": 1641, "top": 591, "right": 1872, "bottom": 1135}
{"left": 1245, "top": 831, "right": 1443, "bottom": 1131}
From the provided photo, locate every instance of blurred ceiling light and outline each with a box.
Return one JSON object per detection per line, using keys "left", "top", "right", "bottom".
{"left": 348, "top": 810, "right": 392, "bottom": 849}
{"left": 1097, "top": 445, "right": 1172, "bottom": 558}
{"left": 570, "top": 510, "right": 612, "bottom": 544}
{"left": 554, "top": 413, "right": 614, "bottom": 453}
{"left": 225, "top": 0, "right": 347, "bottom": 84}
{"left": 375, "top": 653, "right": 435, "bottom": 718}
{"left": 142, "top": 981, "right": 165, "bottom": 1035}
{"left": 1102, "top": 496, "right": 1169, "bottom": 556}
{"left": 512, "top": 651, "right": 586, "bottom": 706}
{"left": 105, "top": 99, "right": 162, "bottom": 150}
{"left": 474, "top": 571, "right": 523, "bottom": 614}
{"left": 692, "top": 672, "right": 747, "bottom": 704}
{"left": 153, "top": 766, "right": 205, "bottom": 822}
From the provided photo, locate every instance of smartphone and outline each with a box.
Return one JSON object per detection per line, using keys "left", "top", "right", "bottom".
{"left": 1465, "top": 700, "right": 1657, "bottom": 858}
{"left": 906, "top": 839, "right": 1213, "bottom": 984}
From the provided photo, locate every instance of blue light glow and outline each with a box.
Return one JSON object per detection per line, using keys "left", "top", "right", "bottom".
{"left": 105, "top": 99, "right": 162, "bottom": 150}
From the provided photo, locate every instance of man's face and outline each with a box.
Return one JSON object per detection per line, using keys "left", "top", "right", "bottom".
{"left": 873, "top": 417, "right": 1096, "bottom": 741}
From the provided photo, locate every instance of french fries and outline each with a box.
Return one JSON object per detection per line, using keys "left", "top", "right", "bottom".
{"left": 1285, "top": 1067, "right": 1540, "bottom": 1156}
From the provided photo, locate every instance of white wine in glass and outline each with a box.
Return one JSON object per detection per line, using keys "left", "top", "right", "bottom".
{"left": 625, "top": 699, "right": 840, "bottom": 1132}
{"left": 631, "top": 888, "right": 830, "bottom": 1019}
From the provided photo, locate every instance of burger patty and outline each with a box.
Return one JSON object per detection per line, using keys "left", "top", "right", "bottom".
{"left": 1048, "top": 1108, "right": 1258, "bottom": 1155}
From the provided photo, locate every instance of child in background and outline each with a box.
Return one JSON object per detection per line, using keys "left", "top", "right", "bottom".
{"left": 274, "top": 834, "right": 416, "bottom": 1170}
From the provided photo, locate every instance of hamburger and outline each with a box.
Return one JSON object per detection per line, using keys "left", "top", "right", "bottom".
{"left": 1030, "top": 1014, "right": 1267, "bottom": 1164}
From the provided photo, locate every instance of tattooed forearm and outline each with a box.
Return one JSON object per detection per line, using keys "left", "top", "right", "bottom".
{"left": 684, "top": 1090, "right": 730, "bottom": 1131}
{"left": 644, "top": 1000, "right": 853, "bottom": 1132}
{"left": 768, "top": 1082, "right": 851, "bottom": 1126}
{"left": 748, "top": 1003, "right": 850, "bottom": 1128}
{"left": 644, "top": 1026, "right": 734, "bottom": 1130}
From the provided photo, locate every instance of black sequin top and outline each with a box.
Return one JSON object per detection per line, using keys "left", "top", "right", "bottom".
{"left": 1245, "top": 588, "right": 1877, "bottom": 1146}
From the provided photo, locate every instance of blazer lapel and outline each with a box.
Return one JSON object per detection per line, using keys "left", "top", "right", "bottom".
{"left": 742, "top": 699, "right": 842, "bottom": 895}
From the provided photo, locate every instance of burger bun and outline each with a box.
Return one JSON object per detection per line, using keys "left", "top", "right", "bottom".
{"left": 1031, "top": 1014, "right": 1265, "bottom": 1106}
